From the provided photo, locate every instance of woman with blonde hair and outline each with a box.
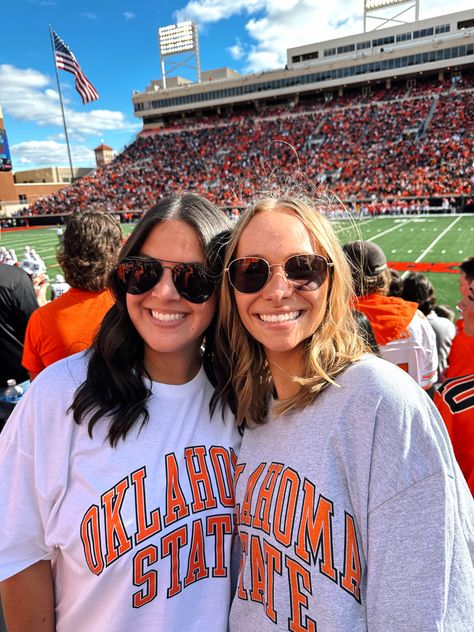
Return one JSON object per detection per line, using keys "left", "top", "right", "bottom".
{"left": 215, "top": 195, "right": 474, "bottom": 631}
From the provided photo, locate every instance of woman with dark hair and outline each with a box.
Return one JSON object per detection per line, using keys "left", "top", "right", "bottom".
{"left": 0, "top": 194, "right": 241, "bottom": 631}
{"left": 215, "top": 195, "right": 473, "bottom": 631}
{"left": 401, "top": 271, "right": 456, "bottom": 384}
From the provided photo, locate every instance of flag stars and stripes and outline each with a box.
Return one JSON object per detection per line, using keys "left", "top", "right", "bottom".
{"left": 52, "top": 30, "right": 99, "bottom": 104}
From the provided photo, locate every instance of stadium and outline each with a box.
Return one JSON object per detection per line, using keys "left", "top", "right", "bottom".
{"left": 1, "top": 4, "right": 473, "bottom": 309}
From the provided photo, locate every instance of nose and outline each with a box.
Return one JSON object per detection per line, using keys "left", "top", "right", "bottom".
{"left": 261, "top": 265, "right": 294, "bottom": 302}
{"left": 150, "top": 268, "right": 181, "bottom": 300}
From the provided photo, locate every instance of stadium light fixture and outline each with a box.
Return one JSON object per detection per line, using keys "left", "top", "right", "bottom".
{"left": 159, "top": 22, "right": 196, "bottom": 56}
{"left": 158, "top": 22, "right": 201, "bottom": 88}
{"left": 364, "top": 0, "right": 419, "bottom": 32}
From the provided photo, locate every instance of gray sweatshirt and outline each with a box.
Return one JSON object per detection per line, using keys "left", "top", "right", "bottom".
{"left": 229, "top": 354, "right": 474, "bottom": 632}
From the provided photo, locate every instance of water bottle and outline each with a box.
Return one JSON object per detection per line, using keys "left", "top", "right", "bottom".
{"left": 3, "top": 379, "right": 24, "bottom": 404}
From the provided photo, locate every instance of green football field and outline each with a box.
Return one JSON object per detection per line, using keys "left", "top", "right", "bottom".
{"left": 1, "top": 214, "right": 473, "bottom": 311}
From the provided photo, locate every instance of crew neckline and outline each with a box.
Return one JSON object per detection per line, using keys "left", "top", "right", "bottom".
{"left": 147, "top": 364, "right": 207, "bottom": 397}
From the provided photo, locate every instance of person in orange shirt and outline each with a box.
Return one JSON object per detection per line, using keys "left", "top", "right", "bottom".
{"left": 444, "top": 256, "right": 474, "bottom": 380}
{"left": 22, "top": 212, "right": 123, "bottom": 379}
{"left": 436, "top": 277, "right": 474, "bottom": 494}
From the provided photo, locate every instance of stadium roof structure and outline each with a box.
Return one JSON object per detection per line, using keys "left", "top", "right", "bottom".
{"left": 132, "top": 9, "right": 474, "bottom": 131}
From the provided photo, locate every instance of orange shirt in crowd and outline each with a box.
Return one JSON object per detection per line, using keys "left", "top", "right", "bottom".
{"left": 444, "top": 323, "right": 474, "bottom": 380}
{"left": 435, "top": 375, "right": 474, "bottom": 495}
{"left": 22, "top": 288, "right": 114, "bottom": 377}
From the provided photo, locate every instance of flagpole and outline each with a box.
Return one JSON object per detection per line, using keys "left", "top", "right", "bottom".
{"left": 49, "top": 25, "right": 75, "bottom": 183}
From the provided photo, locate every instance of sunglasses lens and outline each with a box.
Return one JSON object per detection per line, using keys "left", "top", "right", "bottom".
{"left": 117, "top": 259, "right": 163, "bottom": 295}
{"left": 285, "top": 255, "right": 328, "bottom": 290}
{"left": 229, "top": 258, "right": 270, "bottom": 293}
{"left": 173, "top": 264, "right": 214, "bottom": 304}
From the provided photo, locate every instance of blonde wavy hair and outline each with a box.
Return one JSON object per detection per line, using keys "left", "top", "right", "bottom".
{"left": 213, "top": 195, "right": 367, "bottom": 426}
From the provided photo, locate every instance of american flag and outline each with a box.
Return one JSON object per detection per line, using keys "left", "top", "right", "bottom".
{"left": 52, "top": 30, "right": 99, "bottom": 104}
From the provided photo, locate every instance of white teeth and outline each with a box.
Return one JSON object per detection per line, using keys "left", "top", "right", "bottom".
{"left": 150, "top": 311, "right": 186, "bottom": 322}
{"left": 259, "top": 311, "right": 300, "bottom": 323}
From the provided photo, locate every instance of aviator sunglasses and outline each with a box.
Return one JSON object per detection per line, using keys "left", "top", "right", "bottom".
{"left": 116, "top": 256, "right": 214, "bottom": 304}
{"left": 226, "top": 253, "right": 333, "bottom": 294}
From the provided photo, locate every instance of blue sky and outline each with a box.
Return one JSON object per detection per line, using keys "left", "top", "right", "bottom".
{"left": 0, "top": 0, "right": 472, "bottom": 170}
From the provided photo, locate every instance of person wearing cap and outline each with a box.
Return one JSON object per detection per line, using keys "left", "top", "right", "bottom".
{"left": 435, "top": 276, "right": 474, "bottom": 494}
{"left": 343, "top": 240, "right": 438, "bottom": 391}
{"left": 21, "top": 213, "right": 122, "bottom": 380}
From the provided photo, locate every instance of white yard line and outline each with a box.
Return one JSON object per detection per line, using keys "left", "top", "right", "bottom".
{"left": 401, "top": 215, "right": 463, "bottom": 278}
{"left": 367, "top": 218, "right": 415, "bottom": 241}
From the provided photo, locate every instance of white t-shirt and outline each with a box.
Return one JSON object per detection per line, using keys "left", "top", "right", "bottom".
{"left": 379, "top": 310, "right": 438, "bottom": 388}
{"left": 0, "top": 352, "right": 241, "bottom": 632}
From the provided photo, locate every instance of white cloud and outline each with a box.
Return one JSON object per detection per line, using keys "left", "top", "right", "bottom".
{"left": 80, "top": 12, "right": 98, "bottom": 20}
{"left": 0, "top": 64, "right": 139, "bottom": 167}
{"left": 177, "top": 0, "right": 474, "bottom": 73}
{"left": 12, "top": 140, "right": 94, "bottom": 168}
{"left": 0, "top": 65, "right": 139, "bottom": 137}
{"left": 228, "top": 39, "right": 245, "bottom": 60}
{"left": 176, "top": 0, "right": 265, "bottom": 23}
{"left": 123, "top": 11, "right": 136, "bottom": 20}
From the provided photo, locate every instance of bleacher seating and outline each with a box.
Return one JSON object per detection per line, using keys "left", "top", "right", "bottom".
{"left": 25, "top": 73, "right": 474, "bottom": 216}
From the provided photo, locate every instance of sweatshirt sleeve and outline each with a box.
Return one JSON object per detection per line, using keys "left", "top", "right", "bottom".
{"left": 366, "top": 470, "right": 474, "bottom": 631}
{"left": 365, "top": 381, "right": 474, "bottom": 631}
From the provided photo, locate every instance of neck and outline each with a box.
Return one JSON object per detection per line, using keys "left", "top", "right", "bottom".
{"left": 143, "top": 349, "right": 202, "bottom": 385}
{"left": 266, "top": 348, "right": 304, "bottom": 400}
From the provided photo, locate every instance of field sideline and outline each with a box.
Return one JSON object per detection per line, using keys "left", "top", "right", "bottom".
{"left": 1, "top": 214, "right": 473, "bottom": 311}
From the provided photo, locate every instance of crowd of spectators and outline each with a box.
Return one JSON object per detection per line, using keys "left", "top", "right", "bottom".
{"left": 25, "top": 73, "right": 473, "bottom": 216}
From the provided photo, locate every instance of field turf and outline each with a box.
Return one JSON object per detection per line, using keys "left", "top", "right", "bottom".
{"left": 1, "top": 214, "right": 473, "bottom": 311}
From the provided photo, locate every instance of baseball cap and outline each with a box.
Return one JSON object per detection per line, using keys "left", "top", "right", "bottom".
{"left": 343, "top": 241, "right": 387, "bottom": 277}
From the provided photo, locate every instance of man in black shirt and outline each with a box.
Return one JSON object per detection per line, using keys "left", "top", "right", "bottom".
{"left": 0, "top": 263, "right": 38, "bottom": 387}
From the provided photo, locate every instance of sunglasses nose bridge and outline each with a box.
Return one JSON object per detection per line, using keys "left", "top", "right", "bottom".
{"left": 267, "top": 262, "right": 292, "bottom": 285}
{"left": 149, "top": 265, "right": 180, "bottom": 298}
{"left": 263, "top": 262, "right": 294, "bottom": 295}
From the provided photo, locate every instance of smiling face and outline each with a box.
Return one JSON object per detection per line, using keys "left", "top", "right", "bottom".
{"left": 232, "top": 209, "right": 329, "bottom": 374}
{"left": 126, "top": 219, "right": 216, "bottom": 383}
{"left": 458, "top": 281, "right": 474, "bottom": 338}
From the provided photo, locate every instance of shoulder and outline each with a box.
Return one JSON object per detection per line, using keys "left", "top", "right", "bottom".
{"left": 0, "top": 352, "right": 91, "bottom": 453}
{"left": 27, "top": 294, "right": 63, "bottom": 321}
{"left": 336, "top": 354, "right": 423, "bottom": 399}
{"left": 27, "top": 351, "right": 90, "bottom": 398}
{"left": 410, "top": 309, "right": 436, "bottom": 336}
{"left": 333, "top": 355, "right": 443, "bottom": 441}
{"left": 337, "top": 358, "right": 460, "bottom": 508}
{"left": 0, "top": 263, "right": 29, "bottom": 286}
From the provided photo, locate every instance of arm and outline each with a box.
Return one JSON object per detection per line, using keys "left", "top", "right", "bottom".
{"left": 366, "top": 471, "right": 474, "bottom": 631}
{"left": 0, "top": 560, "right": 55, "bottom": 631}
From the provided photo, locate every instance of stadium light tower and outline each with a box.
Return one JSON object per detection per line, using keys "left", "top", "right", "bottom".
{"left": 364, "top": 0, "right": 420, "bottom": 32}
{"left": 158, "top": 21, "right": 201, "bottom": 89}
